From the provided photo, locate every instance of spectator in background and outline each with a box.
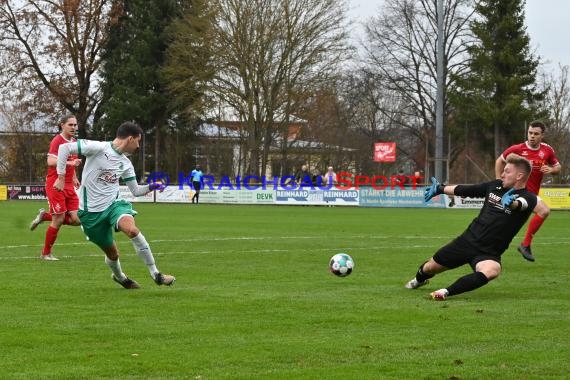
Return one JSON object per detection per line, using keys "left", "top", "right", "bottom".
{"left": 311, "top": 169, "right": 323, "bottom": 187}
{"left": 414, "top": 171, "right": 424, "bottom": 185}
{"left": 30, "top": 114, "right": 82, "bottom": 261}
{"left": 392, "top": 169, "right": 409, "bottom": 188}
{"left": 295, "top": 164, "right": 311, "bottom": 185}
{"left": 323, "top": 166, "right": 337, "bottom": 186}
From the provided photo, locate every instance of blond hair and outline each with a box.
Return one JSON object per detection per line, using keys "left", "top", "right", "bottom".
{"left": 506, "top": 153, "right": 531, "bottom": 177}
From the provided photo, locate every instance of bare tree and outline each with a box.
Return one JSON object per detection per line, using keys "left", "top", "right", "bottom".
{"left": 362, "top": 0, "right": 474, "bottom": 172}
{"left": 541, "top": 65, "right": 570, "bottom": 132}
{"left": 0, "top": 0, "right": 120, "bottom": 137}
{"left": 538, "top": 64, "right": 570, "bottom": 182}
{"left": 208, "top": 0, "right": 350, "bottom": 176}
{"left": 0, "top": 82, "right": 54, "bottom": 182}
{"left": 340, "top": 70, "right": 421, "bottom": 174}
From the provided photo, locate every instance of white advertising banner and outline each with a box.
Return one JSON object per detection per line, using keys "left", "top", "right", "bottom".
{"left": 274, "top": 188, "right": 359, "bottom": 206}
{"left": 118, "top": 186, "right": 155, "bottom": 202}
{"left": 445, "top": 195, "right": 485, "bottom": 209}
{"left": 155, "top": 186, "right": 275, "bottom": 204}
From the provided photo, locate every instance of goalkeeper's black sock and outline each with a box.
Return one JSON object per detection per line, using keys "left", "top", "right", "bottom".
{"left": 446, "top": 272, "right": 489, "bottom": 296}
{"left": 415, "top": 261, "right": 435, "bottom": 283}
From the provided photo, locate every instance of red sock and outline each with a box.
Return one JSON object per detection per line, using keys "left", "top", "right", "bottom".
{"left": 64, "top": 214, "right": 72, "bottom": 225}
{"left": 42, "top": 226, "right": 59, "bottom": 255}
{"left": 522, "top": 214, "right": 545, "bottom": 247}
{"left": 42, "top": 212, "right": 52, "bottom": 222}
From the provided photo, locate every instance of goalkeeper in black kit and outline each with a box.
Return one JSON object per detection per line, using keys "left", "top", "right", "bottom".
{"left": 405, "top": 153, "right": 548, "bottom": 300}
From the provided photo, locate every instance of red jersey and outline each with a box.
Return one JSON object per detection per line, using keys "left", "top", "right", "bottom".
{"left": 46, "top": 134, "right": 78, "bottom": 185}
{"left": 501, "top": 142, "right": 559, "bottom": 194}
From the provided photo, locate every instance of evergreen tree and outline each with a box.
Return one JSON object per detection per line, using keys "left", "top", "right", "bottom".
{"left": 449, "top": 0, "right": 545, "bottom": 160}
{"left": 95, "top": 0, "right": 182, "bottom": 173}
{"left": 161, "top": 0, "right": 216, "bottom": 121}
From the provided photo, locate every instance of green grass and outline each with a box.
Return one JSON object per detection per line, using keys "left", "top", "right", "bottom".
{"left": 1, "top": 201, "right": 569, "bottom": 379}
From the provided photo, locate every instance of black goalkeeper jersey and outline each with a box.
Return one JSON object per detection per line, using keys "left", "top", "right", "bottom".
{"left": 454, "top": 179, "right": 538, "bottom": 255}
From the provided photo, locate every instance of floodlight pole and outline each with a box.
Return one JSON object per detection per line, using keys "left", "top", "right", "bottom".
{"left": 435, "top": 0, "right": 445, "bottom": 181}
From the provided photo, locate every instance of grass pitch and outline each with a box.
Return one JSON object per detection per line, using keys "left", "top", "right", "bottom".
{"left": 0, "top": 201, "right": 569, "bottom": 379}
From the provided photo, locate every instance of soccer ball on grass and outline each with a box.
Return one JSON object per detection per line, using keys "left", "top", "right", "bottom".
{"left": 329, "top": 253, "right": 354, "bottom": 277}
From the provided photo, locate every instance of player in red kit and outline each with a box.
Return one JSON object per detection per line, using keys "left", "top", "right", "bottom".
{"left": 495, "top": 120, "right": 561, "bottom": 262}
{"left": 30, "top": 115, "right": 82, "bottom": 260}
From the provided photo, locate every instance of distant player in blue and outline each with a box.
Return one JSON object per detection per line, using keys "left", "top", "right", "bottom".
{"left": 190, "top": 164, "right": 203, "bottom": 204}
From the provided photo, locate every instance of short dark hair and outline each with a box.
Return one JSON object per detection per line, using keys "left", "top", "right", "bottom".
{"left": 116, "top": 121, "right": 143, "bottom": 138}
{"left": 529, "top": 120, "right": 546, "bottom": 133}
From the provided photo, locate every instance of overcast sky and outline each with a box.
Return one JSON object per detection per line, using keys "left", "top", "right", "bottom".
{"left": 348, "top": 0, "right": 570, "bottom": 72}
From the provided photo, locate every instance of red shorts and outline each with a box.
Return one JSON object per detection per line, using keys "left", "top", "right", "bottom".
{"left": 45, "top": 183, "right": 79, "bottom": 215}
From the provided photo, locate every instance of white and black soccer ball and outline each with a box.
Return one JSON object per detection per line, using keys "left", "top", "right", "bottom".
{"left": 329, "top": 253, "right": 354, "bottom": 277}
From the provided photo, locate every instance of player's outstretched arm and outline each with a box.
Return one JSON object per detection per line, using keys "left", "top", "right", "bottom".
{"left": 424, "top": 177, "right": 459, "bottom": 202}
{"left": 126, "top": 179, "right": 151, "bottom": 196}
{"left": 125, "top": 179, "right": 165, "bottom": 197}
{"left": 424, "top": 177, "right": 444, "bottom": 202}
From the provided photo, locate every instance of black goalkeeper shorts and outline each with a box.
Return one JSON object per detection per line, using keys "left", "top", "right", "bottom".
{"left": 433, "top": 236, "right": 501, "bottom": 271}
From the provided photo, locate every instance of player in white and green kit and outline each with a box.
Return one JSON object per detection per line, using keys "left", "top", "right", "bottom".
{"left": 54, "top": 122, "right": 175, "bottom": 289}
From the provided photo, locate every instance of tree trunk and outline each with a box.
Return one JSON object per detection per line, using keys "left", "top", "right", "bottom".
{"left": 494, "top": 120, "right": 500, "bottom": 160}
{"left": 154, "top": 125, "right": 161, "bottom": 174}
